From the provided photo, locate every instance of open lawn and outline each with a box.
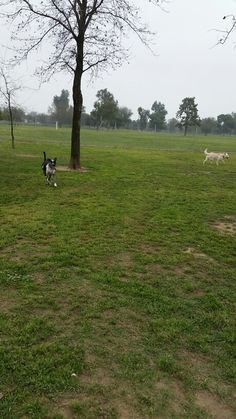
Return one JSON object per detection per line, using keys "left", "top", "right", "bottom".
{"left": 0, "top": 126, "right": 235, "bottom": 418}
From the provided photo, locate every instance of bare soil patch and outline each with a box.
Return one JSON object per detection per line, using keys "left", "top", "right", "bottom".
{"left": 180, "top": 350, "right": 212, "bottom": 381}
{"left": 184, "top": 247, "right": 216, "bottom": 262}
{"left": 0, "top": 293, "right": 18, "bottom": 313}
{"left": 211, "top": 216, "right": 236, "bottom": 235}
{"left": 1, "top": 240, "right": 48, "bottom": 263}
{"left": 155, "top": 378, "right": 186, "bottom": 414}
{"left": 80, "top": 366, "right": 114, "bottom": 387}
{"left": 30, "top": 272, "right": 45, "bottom": 284}
{"left": 16, "top": 153, "right": 39, "bottom": 158}
{"left": 195, "top": 390, "right": 235, "bottom": 419}
{"left": 57, "top": 165, "right": 89, "bottom": 172}
{"left": 108, "top": 252, "right": 134, "bottom": 269}
{"left": 139, "top": 244, "right": 162, "bottom": 255}
{"left": 113, "top": 399, "right": 142, "bottom": 419}
{"left": 213, "top": 222, "right": 236, "bottom": 235}
{"left": 147, "top": 263, "right": 187, "bottom": 278}
{"left": 57, "top": 397, "right": 77, "bottom": 419}
{"left": 190, "top": 289, "right": 206, "bottom": 297}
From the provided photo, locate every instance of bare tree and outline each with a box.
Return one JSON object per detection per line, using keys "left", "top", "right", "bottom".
{"left": 0, "top": 68, "right": 21, "bottom": 149}
{"left": 0, "top": 0, "right": 164, "bottom": 169}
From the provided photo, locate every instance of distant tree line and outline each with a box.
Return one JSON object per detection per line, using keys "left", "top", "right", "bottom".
{"left": 1, "top": 88, "right": 236, "bottom": 136}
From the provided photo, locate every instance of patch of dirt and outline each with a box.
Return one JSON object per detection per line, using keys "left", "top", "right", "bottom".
{"left": 57, "top": 165, "right": 89, "bottom": 172}
{"left": 57, "top": 398, "right": 77, "bottom": 419}
{"left": 57, "top": 377, "right": 141, "bottom": 419}
{"left": 139, "top": 244, "right": 162, "bottom": 255}
{"left": 16, "top": 153, "right": 39, "bottom": 158}
{"left": 113, "top": 399, "right": 142, "bottom": 419}
{"left": 108, "top": 252, "right": 134, "bottom": 269}
{"left": 190, "top": 289, "right": 206, "bottom": 297}
{"left": 195, "top": 390, "right": 235, "bottom": 419}
{"left": 155, "top": 379, "right": 186, "bottom": 414}
{"left": 173, "top": 266, "right": 187, "bottom": 276}
{"left": 184, "top": 247, "right": 216, "bottom": 262}
{"left": 1, "top": 247, "right": 48, "bottom": 263}
{"left": 1, "top": 239, "right": 49, "bottom": 263}
{"left": 147, "top": 263, "right": 167, "bottom": 274}
{"left": 0, "top": 293, "right": 18, "bottom": 313}
{"left": 212, "top": 222, "right": 236, "bottom": 235}
{"left": 198, "top": 171, "right": 212, "bottom": 175}
{"left": 56, "top": 166, "right": 74, "bottom": 172}
{"left": 80, "top": 366, "right": 114, "bottom": 387}
{"left": 180, "top": 350, "right": 235, "bottom": 403}
{"left": 180, "top": 350, "right": 212, "bottom": 377}
{"left": 58, "top": 395, "right": 140, "bottom": 419}
{"left": 85, "top": 352, "right": 97, "bottom": 364}
{"left": 210, "top": 216, "right": 236, "bottom": 236}
{"left": 30, "top": 272, "right": 45, "bottom": 284}
{"left": 147, "top": 263, "right": 188, "bottom": 278}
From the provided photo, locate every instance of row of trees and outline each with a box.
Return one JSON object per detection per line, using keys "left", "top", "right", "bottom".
{"left": 1, "top": 88, "right": 236, "bottom": 136}
{"left": 50, "top": 90, "right": 199, "bottom": 135}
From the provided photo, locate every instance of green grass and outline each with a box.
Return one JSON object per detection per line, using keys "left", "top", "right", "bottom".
{"left": 0, "top": 125, "right": 235, "bottom": 418}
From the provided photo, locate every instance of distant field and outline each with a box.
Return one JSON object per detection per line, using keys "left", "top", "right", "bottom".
{"left": 0, "top": 125, "right": 235, "bottom": 418}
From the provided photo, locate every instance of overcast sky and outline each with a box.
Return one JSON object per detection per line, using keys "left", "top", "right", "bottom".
{"left": 0, "top": 0, "right": 236, "bottom": 120}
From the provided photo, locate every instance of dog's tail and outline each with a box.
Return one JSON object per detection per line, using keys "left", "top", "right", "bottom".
{"left": 204, "top": 148, "right": 208, "bottom": 155}
{"left": 43, "top": 151, "right": 46, "bottom": 161}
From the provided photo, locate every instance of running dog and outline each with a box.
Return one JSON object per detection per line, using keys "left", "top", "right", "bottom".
{"left": 203, "top": 149, "right": 229, "bottom": 165}
{"left": 42, "top": 151, "right": 57, "bottom": 187}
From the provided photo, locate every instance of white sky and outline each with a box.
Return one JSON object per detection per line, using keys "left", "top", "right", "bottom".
{"left": 0, "top": 0, "right": 236, "bottom": 120}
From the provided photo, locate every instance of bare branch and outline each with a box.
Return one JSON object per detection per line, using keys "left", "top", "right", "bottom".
{"left": 217, "top": 14, "right": 236, "bottom": 45}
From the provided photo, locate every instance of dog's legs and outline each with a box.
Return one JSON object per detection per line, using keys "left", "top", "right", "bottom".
{"left": 52, "top": 174, "right": 57, "bottom": 187}
{"left": 48, "top": 174, "right": 57, "bottom": 187}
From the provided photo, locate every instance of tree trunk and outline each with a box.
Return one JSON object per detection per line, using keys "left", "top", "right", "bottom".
{"left": 69, "top": 25, "right": 85, "bottom": 170}
{"left": 184, "top": 125, "right": 188, "bottom": 136}
{"left": 69, "top": 68, "right": 83, "bottom": 169}
{"left": 9, "top": 101, "right": 15, "bottom": 149}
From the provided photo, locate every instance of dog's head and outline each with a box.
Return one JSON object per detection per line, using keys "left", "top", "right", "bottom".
{"left": 223, "top": 153, "right": 229, "bottom": 159}
{"left": 50, "top": 158, "right": 57, "bottom": 167}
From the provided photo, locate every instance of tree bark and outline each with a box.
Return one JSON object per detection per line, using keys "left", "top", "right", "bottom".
{"left": 8, "top": 99, "right": 15, "bottom": 149}
{"left": 69, "top": 32, "right": 84, "bottom": 169}
{"left": 69, "top": 71, "right": 83, "bottom": 169}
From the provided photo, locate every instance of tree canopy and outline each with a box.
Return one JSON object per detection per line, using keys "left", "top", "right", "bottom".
{"left": 91, "top": 89, "right": 119, "bottom": 129}
{"left": 149, "top": 101, "right": 167, "bottom": 130}
{"left": 49, "top": 89, "right": 72, "bottom": 127}
{"left": 176, "top": 97, "right": 201, "bottom": 136}
{"left": 137, "top": 107, "right": 150, "bottom": 130}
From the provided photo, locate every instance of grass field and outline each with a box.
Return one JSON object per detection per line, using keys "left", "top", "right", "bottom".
{"left": 0, "top": 125, "right": 235, "bottom": 418}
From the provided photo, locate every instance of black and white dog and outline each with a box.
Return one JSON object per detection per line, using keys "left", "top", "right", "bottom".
{"left": 42, "top": 152, "right": 57, "bottom": 187}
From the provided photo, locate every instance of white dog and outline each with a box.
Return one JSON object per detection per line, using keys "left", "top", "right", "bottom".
{"left": 203, "top": 149, "right": 229, "bottom": 165}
